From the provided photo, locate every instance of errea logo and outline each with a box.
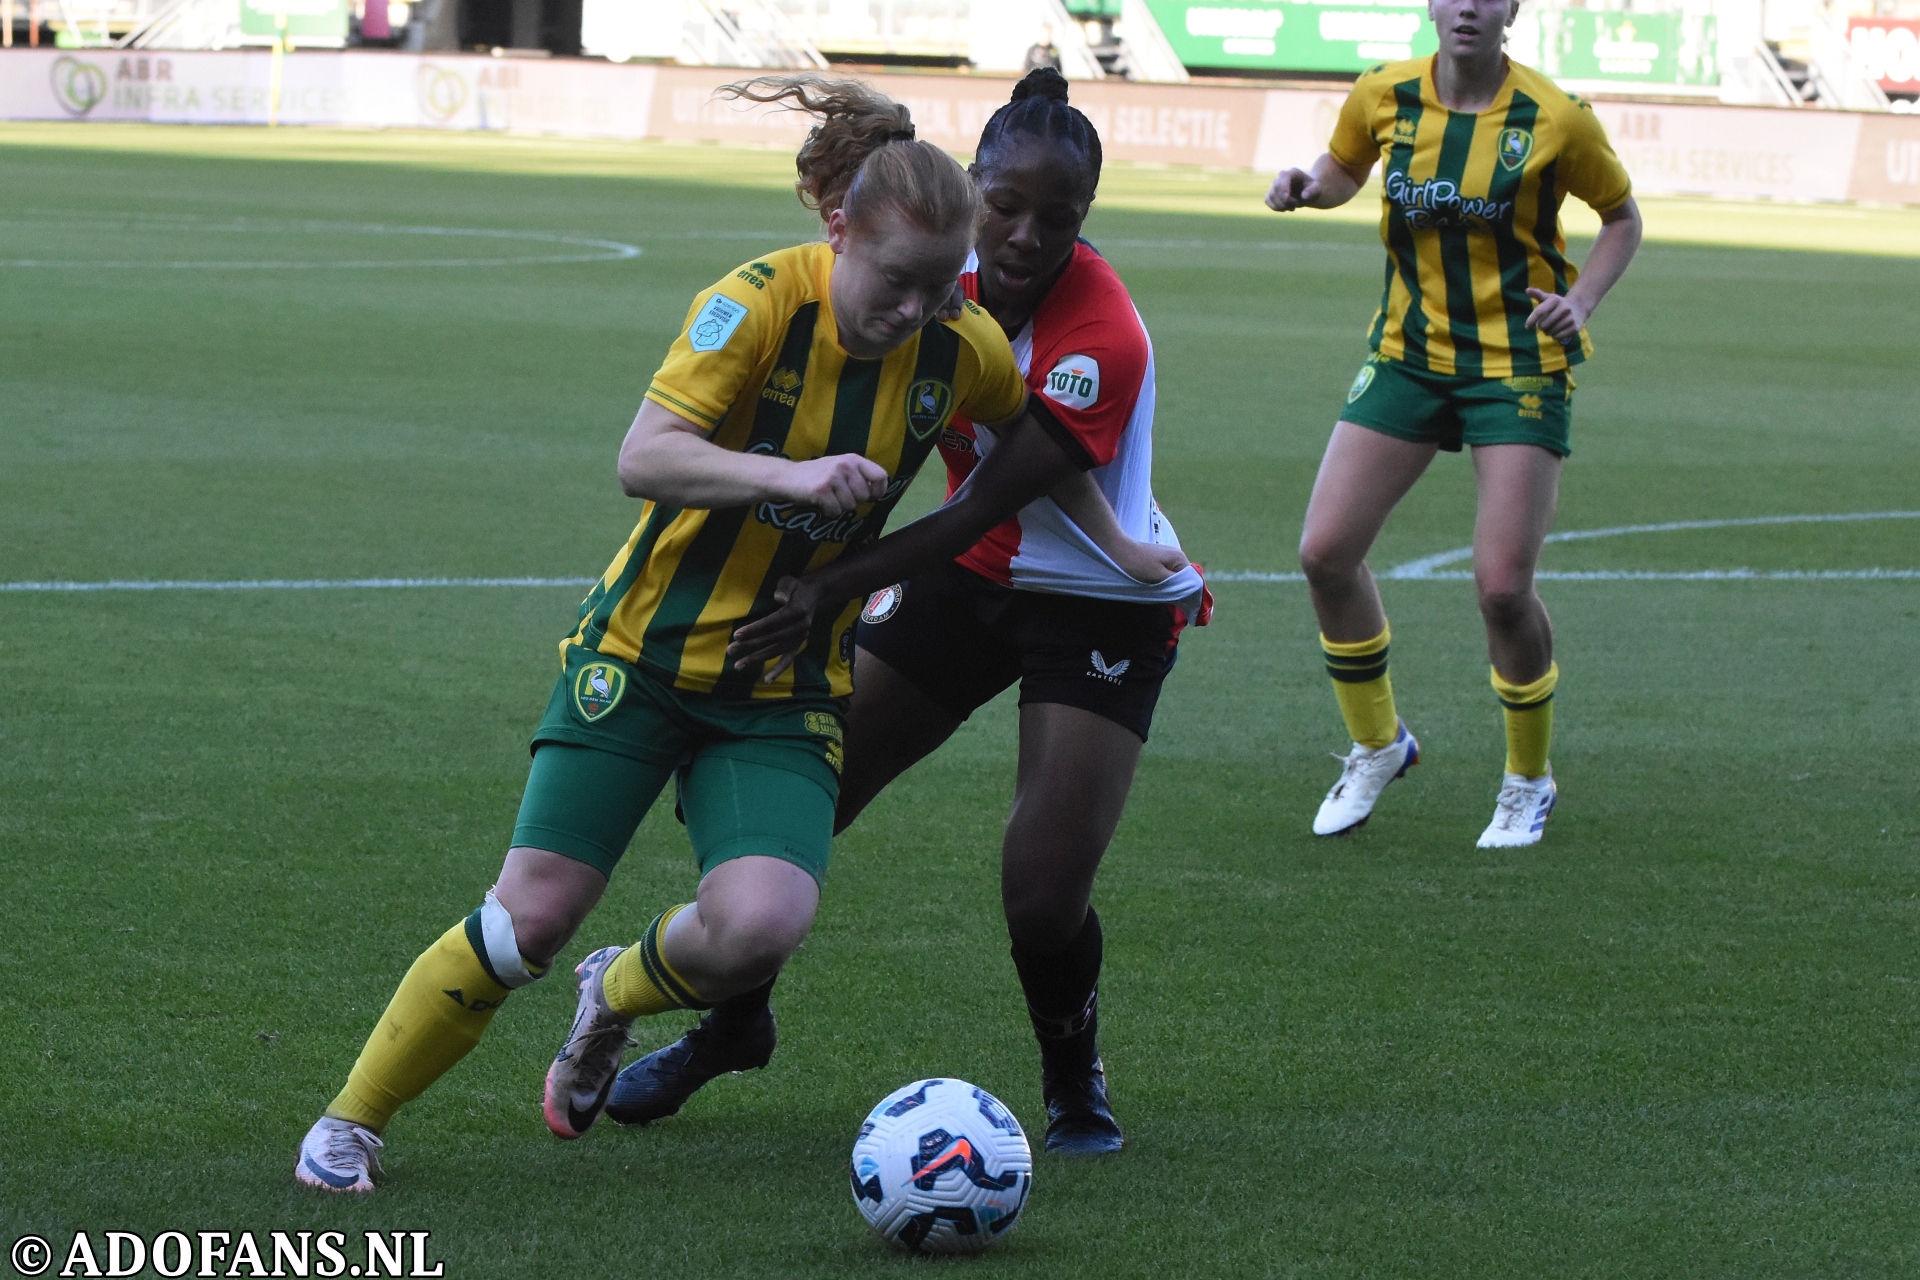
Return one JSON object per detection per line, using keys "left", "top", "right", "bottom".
{"left": 1042, "top": 354, "right": 1100, "bottom": 412}
{"left": 736, "top": 260, "right": 777, "bottom": 290}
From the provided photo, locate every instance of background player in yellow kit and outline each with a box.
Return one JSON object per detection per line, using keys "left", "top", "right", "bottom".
{"left": 1265, "top": 0, "right": 1642, "bottom": 847}
{"left": 295, "top": 76, "right": 1150, "bottom": 1193}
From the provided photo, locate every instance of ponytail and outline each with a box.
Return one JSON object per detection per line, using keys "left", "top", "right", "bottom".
{"left": 719, "top": 76, "right": 982, "bottom": 236}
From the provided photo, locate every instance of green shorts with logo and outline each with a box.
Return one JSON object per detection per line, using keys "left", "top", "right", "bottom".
{"left": 511, "top": 646, "right": 846, "bottom": 886}
{"left": 1340, "top": 354, "right": 1574, "bottom": 458}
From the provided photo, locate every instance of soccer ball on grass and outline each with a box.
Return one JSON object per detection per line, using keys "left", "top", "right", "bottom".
{"left": 848, "top": 1078, "right": 1033, "bottom": 1254}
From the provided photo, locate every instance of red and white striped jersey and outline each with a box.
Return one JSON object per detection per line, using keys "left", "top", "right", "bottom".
{"left": 940, "top": 242, "right": 1205, "bottom": 607}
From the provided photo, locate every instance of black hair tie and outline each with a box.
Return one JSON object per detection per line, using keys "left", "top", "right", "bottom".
{"left": 887, "top": 127, "right": 916, "bottom": 141}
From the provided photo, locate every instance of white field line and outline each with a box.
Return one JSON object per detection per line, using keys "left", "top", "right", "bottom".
{"left": 1208, "top": 569, "right": 1920, "bottom": 581}
{"left": 0, "top": 576, "right": 598, "bottom": 593}
{"left": 1094, "top": 238, "right": 1364, "bottom": 252}
{"left": 0, "top": 215, "right": 641, "bottom": 269}
{"left": 5, "top": 512, "right": 1917, "bottom": 593}
{"left": 1379, "top": 510, "right": 1920, "bottom": 580}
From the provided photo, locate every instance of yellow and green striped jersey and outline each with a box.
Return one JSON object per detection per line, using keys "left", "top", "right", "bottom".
{"left": 566, "top": 241, "right": 1028, "bottom": 699}
{"left": 1329, "top": 57, "right": 1633, "bottom": 377}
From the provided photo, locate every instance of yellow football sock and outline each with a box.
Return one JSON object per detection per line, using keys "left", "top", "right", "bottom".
{"left": 601, "top": 904, "right": 708, "bottom": 1018}
{"left": 1322, "top": 625, "right": 1398, "bottom": 750}
{"left": 1492, "top": 662, "right": 1558, "bottom": 779}
{"left": 326, "top": 920, "right": 511, "bottom": 1132}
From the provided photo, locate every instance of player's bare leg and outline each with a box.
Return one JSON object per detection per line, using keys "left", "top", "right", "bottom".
{"left": 1470, "top": 442, "right": 1563, "bottom": 846}
{"left": 834, "top": 648, "right": 967, "bottom": 831}
{"left": 608, "top": 652, "right": 959, "bottom": 1126}
{"left": 1003, "top": 702, "right": 1141, "bottom": 1155}
{"left": 1298, "top": 423, "right": 1437, "bottom": 833}
{"left": 1469, "top": 443, "right": 1560, "bottom": 682}
{"left": 554, "top": 853, "right": 820, "bottom": 1136}
{"left": 1299, "top": 421, "right": 1438, "bottom": 642}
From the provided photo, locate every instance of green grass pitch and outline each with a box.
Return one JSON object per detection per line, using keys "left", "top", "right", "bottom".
{"left": 3, "top": 125, "right": 1918, "bottom": 1277}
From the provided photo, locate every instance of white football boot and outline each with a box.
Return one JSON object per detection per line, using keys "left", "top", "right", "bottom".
{"left": 294, "top": 1116, "right": 383, "bottom": 1193}
{"left": 542, "top": 945, "right": 636, "bottom": 1140}
{"left": 1476, "top": 769, "right": 1557, "bottom": 848}
{"left": 1312, "top": 721, "right": 1420, "bottom": 836}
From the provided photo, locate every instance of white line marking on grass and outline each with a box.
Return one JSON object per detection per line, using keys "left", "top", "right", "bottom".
{"left": 0, "top": 576, "right": 598, "bottom": 593}
{"left": 1405, "top": 568, "right": 1920, "bottom": 581}
{"left": 1210, "top": 571, "right": 1308, "bottom": 582}
{"left": 0, "top": 215, "right": 640, "bottom": 269}
{"left": 1382, "top": 511, "right": 1920, "bottom": 580}
{"left": 1095, "top": 238, "right": 1364, "bottom": 252}
{"left": 8, "top": 514, "right": 1916, "bottom": 594}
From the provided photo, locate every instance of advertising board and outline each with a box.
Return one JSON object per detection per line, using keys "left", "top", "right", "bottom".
{"left": 1520, "top": 11, "right": 1718, "bottom": 88}
{"left": 239, "top": 0, "right": 350, "bottom": 42}
{"left": 1139, "top": 0, "right": 1436, "bottom": 73}
{"left": 3, "top": 50, "right": 1918, "bottom": 205}
{"left": 1847, "top": 17, "right": 1920, "bottom": 95}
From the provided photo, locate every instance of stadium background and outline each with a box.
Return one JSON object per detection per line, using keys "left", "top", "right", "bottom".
{"left": 3, "top": 0, "right": 1919, "bottom": 1273}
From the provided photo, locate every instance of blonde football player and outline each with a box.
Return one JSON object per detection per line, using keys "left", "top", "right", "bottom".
{"left": 296, "top": 76, "right": 1150, "bottom": 1192}
{"left": 1266, "top": 0, "right": 1642, "bottom": 846}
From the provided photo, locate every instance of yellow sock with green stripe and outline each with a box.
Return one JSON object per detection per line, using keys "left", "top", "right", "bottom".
{"left": 326, "top": 919, "right": 511, "bottom": 1132}
{"left": 1322, "top": 625, "right": 1398, "bottom": 750}
{"left": 602, "top": 905, "right": 710, "bottom": 1018}
{"left": 1492, "top": 662, "right": 1558, "bottom": 779}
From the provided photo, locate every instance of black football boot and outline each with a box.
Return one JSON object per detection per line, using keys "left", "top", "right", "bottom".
{"left": 605, "top": 978, "right": 776, "bottom": 1126}
{"left": 1035, "top": 991, "right": 1124, "bottom": 1156}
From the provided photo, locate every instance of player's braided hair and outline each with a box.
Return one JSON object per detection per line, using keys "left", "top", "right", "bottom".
{"left": 719, "top": 75, "right": 982, "bottom": 234}
{"left": 974, "top": 67, "right": 1103, "bottom": 204}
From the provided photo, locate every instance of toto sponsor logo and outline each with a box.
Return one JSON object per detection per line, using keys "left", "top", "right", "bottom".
{"left": 414, "top": 63, "right": 469, "bottom": 122}
{"left": 50, "top": 56, "right": 108, "bottom": 117}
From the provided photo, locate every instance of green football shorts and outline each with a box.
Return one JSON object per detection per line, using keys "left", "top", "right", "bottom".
{"left": 511, "top": 647, "right": 845, "bottom": 885}
{"left": 1339, "top": 354, "right": 1574, "bottom": 458}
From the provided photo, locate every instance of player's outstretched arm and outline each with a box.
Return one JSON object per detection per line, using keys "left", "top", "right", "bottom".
{"left": 1525, "top": 197, "right": 1643, "bottom": 347}
{"left": 1048, "top": 471, "right": 1189, "bottom": 584}
{"left": 618, "top": 399, "right": 890, "bottom": 518}
{"left": 1265, "top": 153, "right": 1372, "bottom": 213}
{"left": 725, "top": 405, "right": 1083, "bottom": 675}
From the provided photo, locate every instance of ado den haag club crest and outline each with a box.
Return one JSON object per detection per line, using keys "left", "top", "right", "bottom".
{"left": 906, "top": 379, "right": 954, "bottom": 440}
{"left": 572, "top": 661, "right": 627, "bottom": 723}
{"left": 1498, "top": 128, "right": 1535, "bottom": 172}
{"left": 1347, "top": 363, "right": 1377, "bottom": 404}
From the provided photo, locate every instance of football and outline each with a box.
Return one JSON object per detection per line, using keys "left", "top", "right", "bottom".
{"left": 848, "top": 1078, "right": 1034, "bottom": 1254}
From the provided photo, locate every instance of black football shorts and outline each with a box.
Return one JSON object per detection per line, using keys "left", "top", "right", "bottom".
{"left": 854, "top": 559, "right": 1188, "bottom": 742}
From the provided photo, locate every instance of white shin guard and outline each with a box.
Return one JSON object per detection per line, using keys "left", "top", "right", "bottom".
{"left": 478, "top": 890, "right": 545, "bottom": 989}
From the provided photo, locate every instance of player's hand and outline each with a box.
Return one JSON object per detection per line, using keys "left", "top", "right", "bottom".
{"left": 780, "top": 454, "right": 891, "bottom": 518}
{"left": 1524, "top": 287, "right": 1591, "bottom": 346}
{"left": 1265, "top": 168, "right": 1320, "bottom": 212}
{"left": 935, "top": 279, "right": 966, "bottom": 322}
{"left": 1113, "top": 540, "right": 1191, "bottom": 585}
{"left": 727, "top": 575, "right": 824, "bottom": 679}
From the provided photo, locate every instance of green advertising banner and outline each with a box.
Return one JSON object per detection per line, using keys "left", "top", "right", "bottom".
{"left": 1141, "top": 0, "right": 1437, "bottom": 74}
{"left": 1524, "top": 11, "right": 1718, "bottom": 86}
{"left": 1141, "top": 0, "right": 1717, "bottom": 84}
{"left": 240, "top": 0, "right": 349, "bottom": 41}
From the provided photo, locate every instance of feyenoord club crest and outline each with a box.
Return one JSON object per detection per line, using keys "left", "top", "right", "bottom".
{"left": 861, "top": 584, "right": 905, "bottom": 624}
{"left": 572, "top": 661, "right": 627, "bottom": 723}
